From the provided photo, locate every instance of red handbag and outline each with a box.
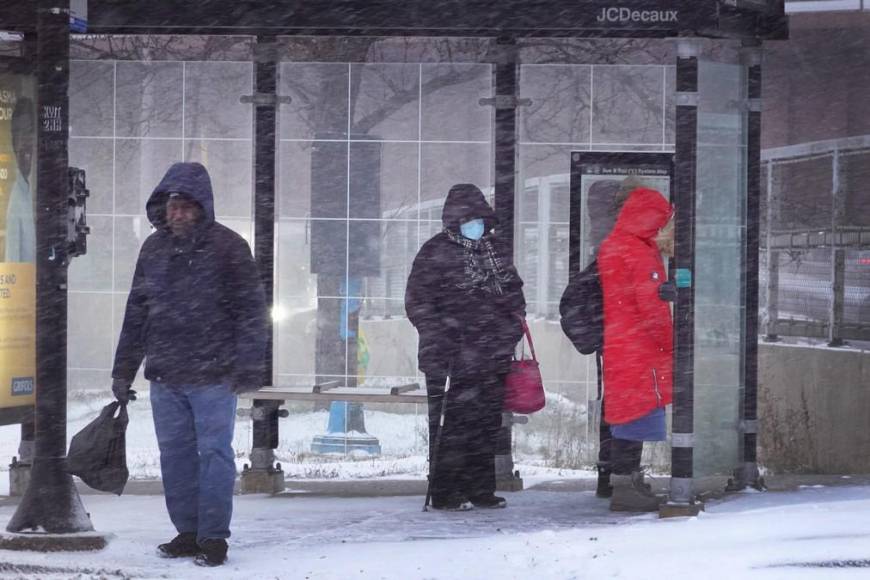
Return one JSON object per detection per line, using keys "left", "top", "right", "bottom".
{"left": 504, "top": 318, "right": 545, "bottom": 414}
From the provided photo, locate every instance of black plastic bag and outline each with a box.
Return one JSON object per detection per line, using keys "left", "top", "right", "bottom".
{"left": 67, "top": 401, "right": 129, "bottom": 495}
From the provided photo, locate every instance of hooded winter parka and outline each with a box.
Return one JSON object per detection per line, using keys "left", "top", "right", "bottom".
{"left": 112, "top": 162, "right": 267, "bottom": 390}
{"left": 598, "top": 188, "right": 673, "bottom": 425}
{"left": 405, "top": 184, "right": 526, "bottom": 380}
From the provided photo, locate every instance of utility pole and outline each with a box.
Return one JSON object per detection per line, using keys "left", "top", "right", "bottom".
{"left": 1, "top": 0, "right": 105, "bottom": 551}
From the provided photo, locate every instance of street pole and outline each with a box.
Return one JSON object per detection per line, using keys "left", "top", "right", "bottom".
{"left": 241, "top": 35, "right": 285, "bottom": 494}
{"left": 490, "top": 37, "right": 525, "bottom": 491}
{"left": 728, "top": 41, "right": 766, "bottom": 492}
{"left": 2, "top": 0, "right": 104, "bottom": 551}
{"left": 661, "top": 37, "right": 703, "bottom": 518}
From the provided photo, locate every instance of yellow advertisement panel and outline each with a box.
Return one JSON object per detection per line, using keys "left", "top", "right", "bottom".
{"left": 0, "top": 263, "right": 35, "bottom": 408}
{"left": 0, "top": 72, "right": 37, "bottom": 412}
{"left": 0, "top": 82, "right": 18, "bottom": 253}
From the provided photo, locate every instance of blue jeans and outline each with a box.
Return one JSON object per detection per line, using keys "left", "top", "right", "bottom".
{"left": 151, "top": 382, "right": 237, "bottom": 542}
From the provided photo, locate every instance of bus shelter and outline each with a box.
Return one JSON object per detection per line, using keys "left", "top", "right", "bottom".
{"left": 0, "top": 0, "right": 786, "bottom": 536}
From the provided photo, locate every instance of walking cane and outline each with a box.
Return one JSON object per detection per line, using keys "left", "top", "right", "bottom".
{"left": 423, "top": 373, "right": 452, "bottom": 512}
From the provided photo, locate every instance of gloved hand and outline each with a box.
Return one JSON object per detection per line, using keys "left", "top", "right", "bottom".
{"left": 658, "top": 281, "right": 677, "bottom": 303}
{"left": 112, "top": 378, "right": 137, "bottom": 404}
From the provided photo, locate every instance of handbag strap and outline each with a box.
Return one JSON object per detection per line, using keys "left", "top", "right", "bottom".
{"left": 518, "top": 316, "right": 537, "bottom": 362}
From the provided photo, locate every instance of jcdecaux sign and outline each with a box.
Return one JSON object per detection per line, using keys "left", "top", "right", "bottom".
{"left": 596, "top": 7, "right": 680, "bottom": 24}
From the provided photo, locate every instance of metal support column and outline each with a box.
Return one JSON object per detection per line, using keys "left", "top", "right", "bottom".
{"left": 729, "top": 42, "right": 765, "bottom": 492}
{"left": 829, "top": 248, "right": 847, "bottom": 347}
{"left": 241, "top": 36, "right": 285, "bottom": 494}
{"left": 3, "top": 0, "right": 105, "bottom": 551}
{"left": 492, "top": 37, "right": 519, "bottom": 264}
{"left": 763, "top": 160, "right": 780, "bottom": 341}
{"left": 829, "top": 150, "right": 847, "bottom": 347}
{"left": 488, "top": 37, "right": 524, "bottom": 491}
{"left": 661, "top": 38, "right": 703, "bottom": 518}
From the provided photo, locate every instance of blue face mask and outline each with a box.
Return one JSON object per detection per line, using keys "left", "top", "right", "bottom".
{"left": 460, "top": 218, "right": 485, "bottom": 241}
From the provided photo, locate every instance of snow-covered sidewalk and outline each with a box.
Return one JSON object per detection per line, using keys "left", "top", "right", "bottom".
{"left": 2, "top": 483, "right": 870, "bottom": 579}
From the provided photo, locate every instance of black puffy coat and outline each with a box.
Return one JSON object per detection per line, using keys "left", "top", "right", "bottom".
{"left": 405, "top": 184, "right": 526, "bottom": 380}
{"left": 112, "top": 162, "right": 267, "bottom": 389}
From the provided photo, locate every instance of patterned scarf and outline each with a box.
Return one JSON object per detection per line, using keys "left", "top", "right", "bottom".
{"left": 445, "top": 228, "right": 513, "bottom": 296}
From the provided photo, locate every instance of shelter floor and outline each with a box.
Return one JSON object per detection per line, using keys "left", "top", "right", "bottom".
{"left": 2, "top": 477, "right": 870, "bottom": 579}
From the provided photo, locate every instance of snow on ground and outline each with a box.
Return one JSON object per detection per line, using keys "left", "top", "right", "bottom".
{"left": 2, "top": 484, "right": 870, "bottom": 579}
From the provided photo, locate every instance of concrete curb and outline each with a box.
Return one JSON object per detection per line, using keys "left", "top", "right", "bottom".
{"left": 0, "top": 531, "right": 111, "bottom": 552}
{"left": 2, "top": 474, "right": 868, "bottom": 503}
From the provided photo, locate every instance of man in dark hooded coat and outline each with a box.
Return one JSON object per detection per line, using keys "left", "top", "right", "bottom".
{"left": 111, "top": 162, "right": 267, "bottom": 566}
{"left": 405, "top": 183, "right": 526, "bottom": 511}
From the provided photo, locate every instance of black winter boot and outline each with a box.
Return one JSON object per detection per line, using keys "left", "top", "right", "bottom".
{"left": 431, "top": 495, "right": 474, "bottom": 511}
{"left": 194, "top": 539, "right": 228, "bottom": 567}
{"left": 157, "top": 532, "right": 200, "bottom": 558}
{"left": 609, "top": 471, "right": 662, "bottom": 512}
{"left": 470, "top": 494, "right": 507, "bottom": 509}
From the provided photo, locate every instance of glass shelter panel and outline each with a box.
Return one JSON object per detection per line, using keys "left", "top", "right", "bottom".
{"left": 516, "top": 45, "right": 675, "bottom": 467}
{"left": 274, "top": 39, "right": 494, "bottom": 395}
{"left": 693, "top": 53, "right": 748, "bottom": 477}
{"left": 66, "top": 36, "right": 256, "bottom": 390}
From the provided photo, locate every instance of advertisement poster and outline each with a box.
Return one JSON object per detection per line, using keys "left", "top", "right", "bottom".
{"left": 0, "top": 71, "right": 36, "bottom": 414}
{"left": 569, "top": 152, "right": 673, "bottom": 274}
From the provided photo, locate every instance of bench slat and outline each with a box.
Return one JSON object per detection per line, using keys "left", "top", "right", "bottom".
{"left": 241, "top": 386, "right": 427, "bottom": 404}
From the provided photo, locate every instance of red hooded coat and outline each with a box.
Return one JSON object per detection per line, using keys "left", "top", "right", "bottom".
{"left": 598, "top": 188, "right": 673, "bottom": 425}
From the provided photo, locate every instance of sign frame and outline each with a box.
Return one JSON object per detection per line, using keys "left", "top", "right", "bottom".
{"left": 569, "top": 151, "right": 675, "bottom": 278}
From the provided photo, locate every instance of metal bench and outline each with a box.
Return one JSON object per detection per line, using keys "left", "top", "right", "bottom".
{"left": 238, "top": 383, "right": 526, "bottom": 494}
{"left": 241, "top": 382, "right": 427, "bottom": 404}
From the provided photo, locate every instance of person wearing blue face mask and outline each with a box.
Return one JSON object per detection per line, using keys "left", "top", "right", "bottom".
{"left": 405, "top": 183, "right": 526, "bottom": 511}
{"left": 460, "top": 218, "right": 485, "bottom": 241}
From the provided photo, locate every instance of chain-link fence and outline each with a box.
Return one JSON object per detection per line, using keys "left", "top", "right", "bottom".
{"left": 761, "top": 136, "right": 870, "bottom": 344}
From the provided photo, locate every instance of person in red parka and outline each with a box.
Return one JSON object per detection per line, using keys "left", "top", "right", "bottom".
{"left": 597, "top": 186, "right": 674, "bottom": 512}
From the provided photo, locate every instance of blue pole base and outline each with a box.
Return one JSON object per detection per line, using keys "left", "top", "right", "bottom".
{"left": 310, "top": 434, "right": 382, "bottom": 456}
{"left": 311, "top": 401, "right": 381, "bottom": 456}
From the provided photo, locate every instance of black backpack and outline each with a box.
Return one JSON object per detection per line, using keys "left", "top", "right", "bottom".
{"left": 559, "top": 259, "right": 604, "bottom": 356}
